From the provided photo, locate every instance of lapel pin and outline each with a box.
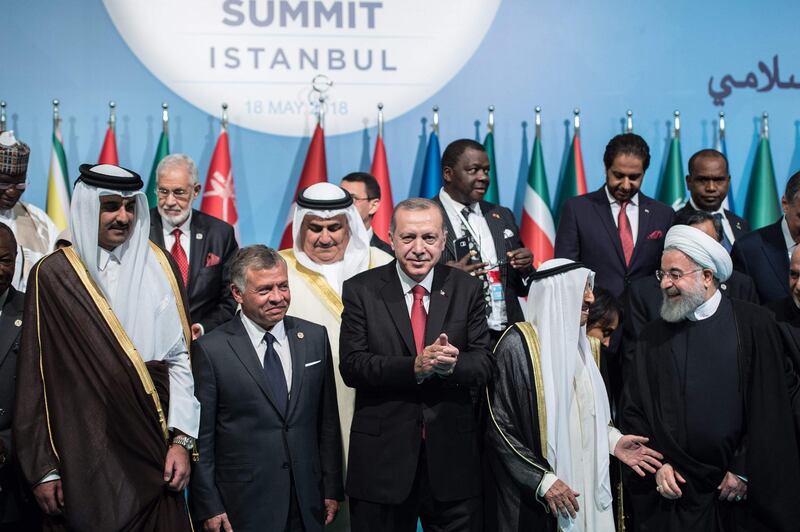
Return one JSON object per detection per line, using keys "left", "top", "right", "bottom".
{"left": 644, "top": 208, "right": 650, "bottom": 214}
{"left": 736, "top": 222, "right": 742, "bottom": 229}
{"left": 196, "top": 233, "right": 203, "bottom": 240}
{"left": 297, "top": 331, "right": 304, "bottom": 339}
{"left": 440, "top": 289, "right": 446, "bottom": 296}
{"left": 721, "top": 283, "right": 727, "bottom": 291}
{"left": 491, "top": 212, "right": 500, "bottom": 219}
{"left": 14, "top": 319, "right": 21, "bottom": 327}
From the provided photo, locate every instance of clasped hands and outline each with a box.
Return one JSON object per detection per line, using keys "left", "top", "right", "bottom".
{"left": 415, "top": 333, "right": 458, "bottom": 381}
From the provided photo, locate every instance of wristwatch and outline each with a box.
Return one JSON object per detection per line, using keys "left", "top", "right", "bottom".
{"left": 171, "top": 434, "right": 199, "bottom": 461}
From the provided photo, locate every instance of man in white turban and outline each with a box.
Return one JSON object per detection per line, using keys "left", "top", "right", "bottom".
{"left": 14, "top": 164, "right": 199, "bottom": 531}
{"left": 622, "top": 225, "right": 800, "bottom": 532}
{"left": 485, "top": 258, "right": 663, "bottom": 532}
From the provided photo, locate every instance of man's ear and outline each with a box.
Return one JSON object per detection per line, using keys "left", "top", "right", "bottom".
{"left": 231, "top": 283, "right": 244, "bottom": 304}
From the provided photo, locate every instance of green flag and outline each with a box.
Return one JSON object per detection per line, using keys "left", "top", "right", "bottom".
{"left": 145, "top": 130, "right": 170, "bottom": 208}
{"left": 553, "top": 134, "right": 587, "bottom": 225}
{"left": 744, "top": 137, "right": 781, "bottom": 229}
{"left": 483, "top": 131, "right": 499, "bottom": 204}
{"left": 656, "top": 136, "right": 685, "bottom": 209}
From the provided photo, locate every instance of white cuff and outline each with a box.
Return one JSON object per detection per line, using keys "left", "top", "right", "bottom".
{"left": 537, "top": 472, "right": 558, "bottom": 497}
{"left": 608, "top": 426, "right": 623, "bottom": 455}
{"left": 37, "top": 471, "right": 61, "bottom": 485}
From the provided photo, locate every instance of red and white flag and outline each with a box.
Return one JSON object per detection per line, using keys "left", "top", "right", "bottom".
{"left": 200, "top": 129, "right": 240, "bottom": 242}
{"left": 98, "top": 126, "right": 119, "bottom": 165}
{"left": 279, "top": 123, "right": 328, "bottom": 249}
{"left": 370, "top": 132, "right": 393, "bottom": 243}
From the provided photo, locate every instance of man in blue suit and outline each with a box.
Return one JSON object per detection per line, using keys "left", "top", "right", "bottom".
{"left": 554, "top": 133, "right": 674, "bottom": 297}
{"left": 731, "top": 170, "right": 800, "bottom": 304}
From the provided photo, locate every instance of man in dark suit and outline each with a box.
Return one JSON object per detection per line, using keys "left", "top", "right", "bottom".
{"left": 149, "top": 154, "right": 238, "bottom": 339}
{"left": 0, "top": 223, "right": 38, "bottom": 531}
{"left": 190, "top": 245, "right": 344, "bottom": 532}
{"left": 340, "top": 172, "right": 393, "bottom": 254}
{"left": 732, "top": 170, "right": 800, "bottom": 304}
{"left": 433, "top": 139, "right": 533, "bottom": 343}
{"left": 675, "top": 149, "right": 750, "bottom": 252}
{"left": 766, "top": 246, "right": 800, "bottom": 373}
{"left": 340, "top": 198, "right": 492, "bottom": 532}
{"left": 555, "top": 133, "right": 674, "bottom": 297}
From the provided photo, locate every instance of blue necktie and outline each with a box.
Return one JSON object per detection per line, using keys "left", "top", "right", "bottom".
{"left": 263, "top": 332, "right": 288, "bottom": 415}
{"left": 713, "top": 213, "right": 733, "bottom": 252}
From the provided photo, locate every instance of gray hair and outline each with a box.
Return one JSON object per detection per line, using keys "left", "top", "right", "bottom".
{"left": 389, "top": 197, "right": 447, "bottom": 234}
{"left": 156, "top": 153, "right": 199, "bottom": 185}
{"left": 230, "top": 245, "right": 286, "bottom": 291}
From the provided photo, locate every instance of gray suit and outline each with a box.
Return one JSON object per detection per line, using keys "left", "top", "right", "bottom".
{"left": 190, "top": 314, "right": 344, "bottom": 532}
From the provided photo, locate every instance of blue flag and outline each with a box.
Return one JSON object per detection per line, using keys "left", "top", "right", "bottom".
{"left": 419, "top": 131, "right": 442, "bottom": 198}
{"left": 715, "top": 129, "right": 736, "bottom": 213}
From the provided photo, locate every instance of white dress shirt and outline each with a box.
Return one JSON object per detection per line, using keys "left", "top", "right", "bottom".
{"left": 240, "top": 312, "right": 293, "bottom": 391}
{"left": 688, "top": 198, "right": 736, "bottom": 244}
{"left": 397, "top": 262, "right": 434, "bottom": 315}
{"left": 687, "top": 289, "right": 722, "bottom": 322}
{"left": 782, "top": 217, "right": 797, "bottom": 261}
{"left": 605, "top": 186, "right": 640, "bottom": 244}
{"left": 162, "top": 211, "right": 192, "bottom": 262}
{"left": 438, "top": 188, "right": 506, "bottom": 330}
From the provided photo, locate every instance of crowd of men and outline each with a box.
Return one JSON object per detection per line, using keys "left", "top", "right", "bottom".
{"left": 1, "top": 127, "right": 800, "bottom": 532}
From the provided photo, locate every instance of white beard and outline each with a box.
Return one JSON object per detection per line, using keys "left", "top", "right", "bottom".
{"left": 158, "top": 206, "right": 191, "bottom": 227}
{"left": 659, "top": 285, "right": 707, "bottom": 323}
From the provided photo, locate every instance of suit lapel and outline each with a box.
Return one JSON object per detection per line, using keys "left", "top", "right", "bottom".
{"left": 150, "top": 211, "right": 166, "bottom": 248}
{"left": 284, "top": 317, "right": 306, "bottom": 421}
{"left": 0, "top": 288, "right": 23, "bottom": 368}
{"left": 435, "top": 197, "right": 458, "bottom": 261}
{"left": 226, "top": 317, "right": 283, "bottom": 416}
{"left": 590, "top": 189, "right": 626, "bottom": 265}
{"left": 762, "top": 222, "right": 790, "bottom": 292}
{"left": 380, "top": 267, "right": 416, "bottom": 356}
{"left": 189, "top": 210, "right": 206, "bottom": 290}
{"left": 425, "top": 266, "right": 450, "bottom": 346}
{"left": 630, "top": 195, "right": 655, "bottom": 267}
{"left": 725, "top": 210, "right": 746, "bottom": 239}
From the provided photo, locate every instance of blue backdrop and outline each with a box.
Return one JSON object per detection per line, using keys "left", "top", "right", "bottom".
{"left": 6, "top": 0, "right": 800, "bottom": 245}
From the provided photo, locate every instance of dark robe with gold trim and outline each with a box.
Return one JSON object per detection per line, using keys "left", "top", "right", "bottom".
{"left": 621, "top": 298, "right": 800, "bottom": 532}
{"left": 13, "top": 247, "right": 193, "bottom": 531}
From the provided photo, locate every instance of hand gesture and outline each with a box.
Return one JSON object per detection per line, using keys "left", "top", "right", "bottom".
{"left": 613, "top": 435, "right": 664, "bottom": 476}
{"left": 655, "top": 464, "right": 686, "bottom": 499}
{"left": 543, "top": 479, "right": 580, "bottom": 519}
{"left": 203, "top": 513, "right": 234, "bottom": 531}
{"left": 431, "top": 333, "right": 458, "bottom": 376}
{"left": 506, "top": 247, "right": 533, "bottom": 273}
{"left": 164, "top": 443, "right": 191, "bottom": 491}
{"left": 33, "top": 479, "right": 64, "bottom": 515}
{"left": 718, "top": 471, "right": 747, "bottom": 502}
{"left": 446, "top": 251, "right": 488, "bottom": 276}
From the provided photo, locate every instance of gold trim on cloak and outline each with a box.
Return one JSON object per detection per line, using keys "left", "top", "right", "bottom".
{"left": 279, "top": 249, "right": 344, "bottom": 318}
{"left": 516, "top": 321, "right": 549, "bottom": 459}
{"left": 33, "top": 258, "right": 60, "bottom": 462}
{"left": 148, "top": 242, "right": 192, "bottom": 352}
{"left": 587, "top": 335, "right": 602, "bottom": 368}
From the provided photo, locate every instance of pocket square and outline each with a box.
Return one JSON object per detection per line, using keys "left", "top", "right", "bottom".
{"left": 305, "top": 360, "right": 321, "bottom": 367}
{"left": 503, "top": 228, "right": 515, "bottom": 239}
{"left": 205, "top": 252, "right": 221, "bottom": 267}
{"left": 646, "top": 230, "right": 664, "bottom": 240}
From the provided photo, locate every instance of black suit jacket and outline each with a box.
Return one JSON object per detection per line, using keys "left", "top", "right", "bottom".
{"left": 731, "top": 218, "right": 790, "bottom": 304}
{"left": 190, "top": 315, "right": 343, "bottom": 532}
{"left": 432, "top": 196, "right": 529, "bottom": 325}
{"left": 0, "top": 288, "right": 27, "bottom": 524}
{"left": 339, "top": 262, "right": 492, "bottom": 504}
{"left": 674, "top": 203, "right": 751, "bottom": 241}
{"left": 555, "top": 188, "right": 675, "bottom": 297}
{"left": 150, "top": 209, "right": 238, "bottom": 333}
{"left": 369, "top": 232, "right": 393, "bottom": 255}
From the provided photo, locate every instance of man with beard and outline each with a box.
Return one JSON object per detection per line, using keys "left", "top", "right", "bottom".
{"left": 149, "top": 154, "right": 238, "bottom": 338}
{"left": 622, "top": 224, "right": 800, "bottom": 531}
{"left": 14, "top": 164, "right": 199, "bottom": 531}
{"left": 485, "top": 259, "right": 663, "bottom": 532}
{"left": 0, "top": 131, "right": 59, "bottom": 291}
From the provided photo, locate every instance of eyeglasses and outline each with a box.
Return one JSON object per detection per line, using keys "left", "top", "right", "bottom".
{"left": 157, "top": 188, "right": 191, "bottom": 199}
{"left": 655, "top": 268, "right": 703, "bottom": 282}
{"left": 0, "top": 182, "right": 27, "bottom": 191}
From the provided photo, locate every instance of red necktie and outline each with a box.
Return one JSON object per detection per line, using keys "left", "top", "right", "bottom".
{"left": 618, "top": 201, "right": 634, "bottom": 266}
{"left": 170, "top": 228, "right": 189, "bottom": 287}
{"left": 410, "top": 285, "right": 428, "bottom": 355}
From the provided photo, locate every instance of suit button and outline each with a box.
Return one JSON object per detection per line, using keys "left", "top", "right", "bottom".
{"left": 282, "top": 462, "right": 290, "bottom": 469}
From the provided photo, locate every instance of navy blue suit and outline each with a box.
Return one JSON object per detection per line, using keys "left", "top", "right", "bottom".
{"left": 554, "top": 188, "right": 674, "bottom": 297}
{"left": 731, "top": 218, "right": 790, "bottom": 304}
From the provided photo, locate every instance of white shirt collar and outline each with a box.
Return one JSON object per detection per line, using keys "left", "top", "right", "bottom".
{"left": 396, "top": 261, "right": 434, "bottom": 295}
{"left": 366, "top": 227, "right": 374, "bottom": 241}
{"left": 687, "top": 289, "right": 722, "bottom": 321}
{"left": 163, "top": 210, "right": 193, "bottom": 236}
{"left": 688, "top": 197, "right": 725, "bottom": 216}
{"left": 97, "top": 245, "right": 123, "bottom": 271}
{"left": 782, "top": 216, "right": 797, "bottom": 252}
{"left": 240, "top": 311, "right": 287, "bottom": 347}
{"left": 439, "top": 187, "right": 481, "bottom": 216}
{"left": 604, "top": 186, "right": 639, "bottom": 206}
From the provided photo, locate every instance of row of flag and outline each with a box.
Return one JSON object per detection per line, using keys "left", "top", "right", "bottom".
{"left": 9, "top": 101, "right": 784, "bottom": 264}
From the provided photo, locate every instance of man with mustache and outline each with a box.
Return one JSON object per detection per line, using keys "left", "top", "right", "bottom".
{"left": 622, "top": 224, "right": 800, "bottom": 531}
{"left": 0, "top": 131, "right": 60, "bottom": 291}
{"left": 14, "top": 164, "right": 199, "bottom": 531}
{"left": 190, "top": 246, "right": 343, "bottom": 532}
{"left": 433, "top": 139, "right": 533, "bottom": 345}
{"left": 555, "top": 133, "right": 674, "bottom": 298}
{"left": 149, "top": 154, "right": 239, "bottom": 339}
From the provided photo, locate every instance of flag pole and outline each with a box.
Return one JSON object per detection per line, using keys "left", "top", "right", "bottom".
{"left": 487, "top": 105, "right": 495, "bottom": 134}
{"left": 161, "top": 102, "right": 169, "bottom": 135}
{"left": 0, "top": 101, "right": 6, "bottom": 132}
{"left": 719, "top": 111, "right": 726, "bottom": 141}
{"left": 535, "top": 106, "right": 542, "bottom": 139}
{"left": 53, "top": 99, "right": 61, "bottom": 132}
{"left": 377, "top": 102, "right": 384, "bottom": 138}
{"left": 432, "top": 105, "right": 439, "bottom": 136}
{"left": 761, "top": 111, "right": 769, "bottom": 139}
{"left": 221, "top": 102, "right": 229, "bottom": 131}
{"left": 108, "top": 101, "right": 116, "bottom": 133}
{"left": 573, "top": 108, "right": 581, "bottom": 136}
{"left": 673, "top": 110, "right": 681, "bottom": 139}
{"left": 625, "top": 110, "right": 634, "bottom": 133}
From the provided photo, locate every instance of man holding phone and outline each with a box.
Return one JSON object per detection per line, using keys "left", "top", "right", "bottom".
{"left": 433, "top": 139, "right": 534, "bottom": 344}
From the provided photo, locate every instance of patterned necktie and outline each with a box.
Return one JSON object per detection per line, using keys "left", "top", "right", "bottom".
{"left": 460, "top": 207, "right": 492, "bottom": 316}
{"left": 170, "top": 228, "right": 189, "bottom": 287}
{"left": 263, "top": 332, "right": 288, "bottom": 414}
{"left": 713, "top": 212, "right": 733, "bottom": 252}
{"left": 410, "top": 285, "right": 428, "bottom": 355}
{"left": 618, "top": 201, "right": 634, "bottom": 266}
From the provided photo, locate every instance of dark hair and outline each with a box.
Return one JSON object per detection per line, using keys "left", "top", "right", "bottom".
{"left": 687, "top": 149, "right": 729, "bottom": 176}
{"left": 587, "top": 287, "right": 622, "bottom": 331}
{"left": 0, "top": 222, "right": 16, "bottom": 251}
{"left": 672, "top": 209, "right": 723, "bottom": 242}
{"left": 341, "top": 172, "right": 381, "bottom": 200}
{"left": 441, "top": 138, "right": 485, "bottom": 171}
{"left": 603, "top": 133, "right": 650, "bottom": 171}
{"left": 230, "top": 245, "right": 285, "bottom": 291}
{"left": 390, "top": 197, "right": 447, "bottom": 234}
{"left": 785, "top": 170, "right": 800, "bottom": 203}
